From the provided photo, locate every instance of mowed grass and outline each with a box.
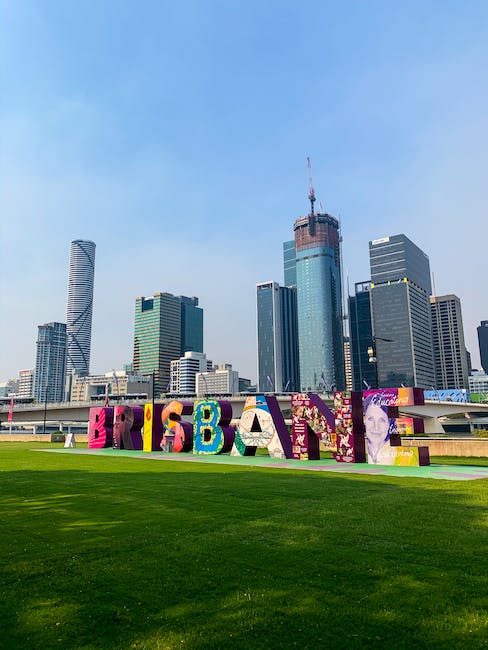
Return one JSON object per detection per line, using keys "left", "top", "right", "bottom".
{"left": 0, "top": 443, "right": 487, "bottom": 649}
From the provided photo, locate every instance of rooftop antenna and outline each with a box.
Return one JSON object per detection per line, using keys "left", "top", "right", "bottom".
{"left": 307, "top": 156, "right": 316, "bottom": 215}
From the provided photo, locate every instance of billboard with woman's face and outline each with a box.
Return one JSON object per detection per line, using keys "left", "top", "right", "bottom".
{"left": 362, "top": 389, "right": 429, "bottom": 466}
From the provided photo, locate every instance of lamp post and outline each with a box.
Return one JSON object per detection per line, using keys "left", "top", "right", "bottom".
{"left": 367, "top": 336, "right": 394, "bottom": 389}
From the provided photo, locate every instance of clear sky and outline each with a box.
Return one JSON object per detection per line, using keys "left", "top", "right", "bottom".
{"left": 1, "top": 0, "right": 487, "bottom": 382}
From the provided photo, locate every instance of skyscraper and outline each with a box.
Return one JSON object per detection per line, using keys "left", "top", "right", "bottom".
{"left": 66, "top": 240, "right": 96, "bottom": 377}
{"left": 133, "top": 292, "right": 203, "bottom": 397}
{"left": 179, "top": 296, "right": 203, "bottom": 354}
{"left": 280, "top": 285, "right": 299, "bottom": 391}
{"left": 430, "top": 295, "right": 469, "bottom": 389}
{"left": 33, "top": 322, "right": 67, "bottom": 403}
{"left": 369, "top": 234, "right": 435, "bottom": 388}
{"left": 256, "top": 281, "right": 299, "bottom": 392}
{"left": 294, "top": 212, "right": 345, "bottom": 391}
{"left": 257, "top": 282, "right": 283, "bottom": 392}
{"left": 349, "top": 281, "right": 376, "bottom": 390}
{"left": 478, "top": 321, "right": 488, "bottom": 374}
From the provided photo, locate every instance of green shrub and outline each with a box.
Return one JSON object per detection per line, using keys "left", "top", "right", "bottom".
{"left": 473, "top": 428, "right": 488, "bottom": 438}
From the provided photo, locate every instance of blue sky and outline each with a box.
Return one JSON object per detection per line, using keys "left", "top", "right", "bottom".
{"left": 1, "top": 0, "right": 487, "bottom": 382}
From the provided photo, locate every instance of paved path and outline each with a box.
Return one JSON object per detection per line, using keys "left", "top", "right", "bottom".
{"left": 36, "top": 448, "right": 488, "bottom": 481}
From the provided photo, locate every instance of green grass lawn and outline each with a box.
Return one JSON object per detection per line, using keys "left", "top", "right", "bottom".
{"left": 1, "top": 443, "right": 487, "bottom": 649}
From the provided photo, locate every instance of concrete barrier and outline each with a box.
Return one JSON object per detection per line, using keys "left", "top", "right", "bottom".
{"left": 402, "top": 438, "right": 488, "bottom": 457}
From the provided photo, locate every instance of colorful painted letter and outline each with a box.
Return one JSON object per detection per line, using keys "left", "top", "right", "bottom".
{"left": 143, "top": 403, "right": 166, "bottom": 452}
{"left": 161, "top": 400, "right": 194, "bottom": 453}
{"left": 113, "top": 405, "right": 144, "bottom": 450}
{"left": 88, "top": 407, "right": 114, "bottom": 448}
{"left": 333, "top": 391, "right": 366, "bottom": 463}
{"left": 193, "top": 399, "right": 234, "bottom": 455}
{"left": 231, "top": 395, "right": 292, "bottom": 458}
{"left": 291, "top": 393, "right": 336, "bottom": 460}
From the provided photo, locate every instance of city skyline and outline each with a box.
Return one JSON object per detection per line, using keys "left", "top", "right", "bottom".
{"left": 2, "top": 1, "right": 487, "bottom": 381}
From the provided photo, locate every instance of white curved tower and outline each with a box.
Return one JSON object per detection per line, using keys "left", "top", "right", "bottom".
{"left": 66, "top": 240, "right": 96, "bottom": 376}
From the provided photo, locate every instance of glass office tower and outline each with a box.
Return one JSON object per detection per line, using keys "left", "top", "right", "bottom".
{"left": 369, "top": 234, "right": 435, "bottom": 388}
{"left": 294, "top": 213, "right": 345, "bottom": 391}
{"left": 133, "top": 293, "right": 203, "bottom": 397}
{"left": 256, "top": 281, "right": 300, "bottom": 393}
{"left": 349, "top": 281, "right": 377, "bottom": 390}
{"left": 179, "top": 296, "right": 203, "bottom": 355}
{"left": 256, "top": 282, "right": 282, "bottom": 392}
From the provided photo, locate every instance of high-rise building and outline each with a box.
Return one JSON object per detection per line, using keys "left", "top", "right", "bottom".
{"left": 478, "top": 321, "right": 488, "bottom": 374}
{"left": 256, "top": 281, "right": 299, "bottom": 392}
{"left": 18, "top": 369, "right": 34, "bottom": 399}
{"left": 66, "top": 240, "right": 96, "bottom": 377}
{"left": 170, "top": 351, "right": 213, "bottom": 394}
{"left": 133, "top": 292, "right": 203, "bottom": 397}
{"left": 180, "top": 296, "right": 203, "bottom": 354}
{"left": 33, "top": 322, "right": 67, "bottom": 403}
{"left": 349, "top": 281, "right": 376, "bottom": 390}
{"left": 280, "top": 285, "right": 299, "bottom": 392}
{"left": 256, "top": 282, "right": 283, "bottom": 392}
{"left": 430, "top": 295, "right": 469, "bottom": 389}
{"left": 294, "top": 212, "right": 345, "bottom": 391}
{"left": 369, "top": 234, "right": 435, "bottom": 388}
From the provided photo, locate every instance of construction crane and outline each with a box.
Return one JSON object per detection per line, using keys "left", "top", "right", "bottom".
{"left": 307, "top": 156, "right": 316, "bottom": 215}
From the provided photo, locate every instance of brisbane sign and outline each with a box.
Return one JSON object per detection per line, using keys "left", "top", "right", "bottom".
{"left": 88, "top": 388, "right": 430, "bottom": 467}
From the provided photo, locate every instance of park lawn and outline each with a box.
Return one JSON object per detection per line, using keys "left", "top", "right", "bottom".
{"left": 0, "top": 443, "right": 487, "bottom": 649}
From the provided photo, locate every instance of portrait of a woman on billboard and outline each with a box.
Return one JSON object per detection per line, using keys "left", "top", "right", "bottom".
{"left": 363, "top": 393, "right": 397, "bottom": 464}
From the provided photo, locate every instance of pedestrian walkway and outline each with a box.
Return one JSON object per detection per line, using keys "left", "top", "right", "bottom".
{"left": 36, "top": 447, "right": 488, "bottom": 481}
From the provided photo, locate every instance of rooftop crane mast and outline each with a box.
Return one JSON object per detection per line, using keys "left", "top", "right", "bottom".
{"left": 307, "top": 156, "right": 316, "bottom": 215}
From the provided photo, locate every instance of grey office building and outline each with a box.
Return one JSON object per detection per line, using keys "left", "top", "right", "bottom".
{"left": 256, "top": 281, "right": 299, "bottom": 392}
{"left": 34, "top": 322, "right": 67, "bottom": 403}
{"left": 430, "top": 295, "right": 469, "bottom": 389}
{"left": 349, "top": 281, "right": 377, "bottom": 390}
{"left": 369, "top": 234, "right": 435, "bottom": 388}
{"left": 478, "top": 321, "right": 488, "bottom": 374}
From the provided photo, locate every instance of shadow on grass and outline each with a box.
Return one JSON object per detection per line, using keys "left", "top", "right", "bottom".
{"left": 1, "top": 460, "right": 487, "bottom": 649}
